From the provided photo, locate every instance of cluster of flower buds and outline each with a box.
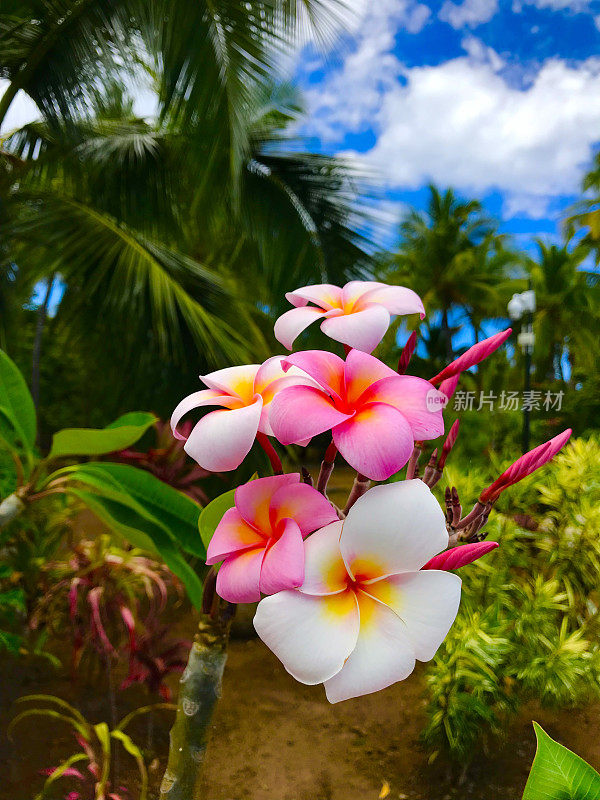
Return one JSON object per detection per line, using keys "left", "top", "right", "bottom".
{"left": 442, "top": 428, "right": 572, "bottom": 545}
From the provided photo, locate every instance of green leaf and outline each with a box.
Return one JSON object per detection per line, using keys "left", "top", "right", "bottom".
{"left": 68, "top": 488, "right": 158, "bottom": 554}
{"left": 94, "top": 722, "right": 111, "bottom": 794}
{"left": 48, "top": 412, "right": 157, "bottom": 460}
{"left": 111, "top": 730, "right": 148, "bottom": 800}
{"left": 68, "top": 485, "right": 204, "bottom": 609}
{"left": 35, "top": 753, "right": 89, "bottom": 800}
{"left": 80, "top": 462, "right": 204, "bottom": 558}
{"left": 523, "top": 722, "right": 600, "bottom": 800}
{"left": 198, "top": 488, "right": 236, "bottom": 552}
{"left": 0, "top": 587, "right": 26, "bottom": 611}
{"left": 0, "top": 629, "right": 21, "bottom": 653}
{"left": 0, "top": 349, "right": 36, "bottom": 451}
{"left": 8, "top": 709, "right": 88, "bottom": 741}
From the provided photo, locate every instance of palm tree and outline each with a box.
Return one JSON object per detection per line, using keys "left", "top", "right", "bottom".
{"left": 526, "top": 241, "right": 599, "bottom": 382}
{"left": 1, "top": 77, "right": 377, "bottom": 420}
{"left": 381, "top": 185, "right": 513, "bottom": 359}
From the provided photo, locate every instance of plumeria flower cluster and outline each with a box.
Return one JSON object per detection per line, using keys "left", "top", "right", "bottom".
{"left": 172, "top": 280, "right": 571, "bottom": 703}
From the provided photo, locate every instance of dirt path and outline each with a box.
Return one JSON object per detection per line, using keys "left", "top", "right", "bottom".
{"left": 4, "top": 628, "right": 600, "bottom": 800}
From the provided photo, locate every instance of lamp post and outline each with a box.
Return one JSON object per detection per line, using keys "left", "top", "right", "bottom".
{"left": 508, "top": 287, "right": 536, "bottom": 454}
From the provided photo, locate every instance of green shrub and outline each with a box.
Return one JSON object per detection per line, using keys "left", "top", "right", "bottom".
{"left": 422, "top": 435, "right": 600, "bottom": 766}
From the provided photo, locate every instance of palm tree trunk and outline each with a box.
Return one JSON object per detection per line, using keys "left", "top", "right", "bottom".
{"left": 441, "top": 306, "right": 452, "bottom": 360}
{"left": 31, "top": 273, "right": 56, "bottom": 410}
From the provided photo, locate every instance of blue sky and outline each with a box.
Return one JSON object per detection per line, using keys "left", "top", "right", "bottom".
{"left": 3, "top": 0, "right": 600, "bottom": 259}
{"left": 293, "top": 0, "right": 600, "bottom": 251}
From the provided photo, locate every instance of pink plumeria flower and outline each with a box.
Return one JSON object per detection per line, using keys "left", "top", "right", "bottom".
{"left": 170, "top": 357, "right": 315, "bottom": 471}
{"left": 274, "top": 281, "right": 425, "bottom": 353}
{"left": 270, "top": 349, "right": 445, "bottom": 481}
{"left": 254, "top": 480, "right": 461, "bottom": 703}
{"left": 206, "top": 474, "right": 339, "bottom": 603}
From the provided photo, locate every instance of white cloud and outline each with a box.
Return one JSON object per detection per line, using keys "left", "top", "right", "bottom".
{"left": 305, "top": 25, "right": 600, "bottom": 210}
{"left": 304, "top": 0, "right": 430, "bottom": 140}
{"left": 439, "top": 0, "right": 499, "bottom": 29}
{"left": 502, "top": 193, "right": 555, "bottom": 219}
{"left": 354, "top": 55, "right": 600, "bottom": 199}
{"left": 514, "top": 0, "right": 591, "bottom": 10}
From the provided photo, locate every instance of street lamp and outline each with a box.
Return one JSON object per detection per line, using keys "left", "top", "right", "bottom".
{"left": 508, "top": 287, "right": 536, "bottom": 453}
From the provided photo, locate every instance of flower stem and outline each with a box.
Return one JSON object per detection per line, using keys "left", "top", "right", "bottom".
{"left": 344, "top": 473, "right": 370, "bottom": 515}
{"left": 317, "top": 441, "right": 337, "bottom": 495}
{"left": 159, "top": 607, "right": 234, "bottom": 800}
{"left": 406, "top": 443, "right": 422, "bottom": 480}
{"left": 256, "top": 433, "right": 283, "bottom": 475}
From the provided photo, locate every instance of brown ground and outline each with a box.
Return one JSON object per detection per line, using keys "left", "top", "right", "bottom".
{"left": 2, "top": 616, "right": 600, "bottom": 800}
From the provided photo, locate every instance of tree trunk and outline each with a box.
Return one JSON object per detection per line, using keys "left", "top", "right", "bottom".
{"left": 158, "top": 607, "right": 233, "bottom": 800}
{"left": 441, "top": 306, "right": 453, "bottom": 361}
{"left": 31, "top": 273, "right": 56, "bottom": 411}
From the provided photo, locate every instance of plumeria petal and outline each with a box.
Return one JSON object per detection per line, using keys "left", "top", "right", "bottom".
{"left": 285, "top": 284, "right": 343, "bottom": 310}
{"left": 253, "top": 356, "right": 289, "bottom": 393}
{"left": 299, "top": 521, "right": 348, "bottom": 596}
{"left": 259, "top": 373, "right": 321, "bottom": 435}
{"left": 323, "top": 591, "right": 416, "bottom": 703}
{"left": 217, "top": 547, "right": 265, "bottom": 603}
{"left": 254, "top": 589, "right": 359, "bottom": 684}
{"left": 259, "top": 519, "right": 305, "bottom": 595}
{"left": 206, "top": 507, "right": 266, "bottom": 564}
{"left": 270, "top": 385, "right": 352, "bottom": 445}
{"left": 201, "top": 364, "right": 260, "bottom": 403}
{"left": 341, "top": 280, "right": 388, "bottom": 310}
{"left": 343, "top": 349, "right": 398, "bottom": 405}
{"left": 235, "top": 474, "right": 299, "bottom": 533}
{"left": 171, "top": 390, "right": 231, "bottom": 441}
{"left": 274, "top": 306, "right": 327, "bottom": 350}
{"left": 320, "top": 303, "right": 391, "bottom": 353}
{"left": 340, "top": 480, "right": 448, "bottom": 580}
{"left": 282, "top": 350, "right": 345, "bottom": 398}
{"left": 332, "top": 402, "right": 414, "bottom": 481}
{"left": 357, "top": 284, "right": 425, "bottom": 318}
{"left": 270, "top": 483, "right": 338, "bottom": 536}
{"left": 360, "top": 375, "right": 445, "bottom": 440}
{"left": 363, "top": 570, "right": 461, "bottom": 661}
{"left": 184, "top": 397, "right": 263, "bottom": 471}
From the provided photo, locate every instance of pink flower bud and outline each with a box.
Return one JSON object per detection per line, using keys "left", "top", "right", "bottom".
{"left": 438, "top": 419, "right": 460, "bottom": 469}
{"left": 439, "top": 373, "right": 460, "bottom": 400}
{"left": 480, "top": 428, "right": 572, "bottom": 503}
{"left": 423, "top": 541, "right": 499, "bottom": 571}
{"left": 430, "top": 328, "right": 512, "bottom": 385}
{"left": 397, "top": 330, "right": 418, "bottom": 375}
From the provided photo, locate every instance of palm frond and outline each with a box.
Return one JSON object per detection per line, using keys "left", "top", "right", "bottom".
{"left": 7, "top": 191, "right": 261, "bottom": 363}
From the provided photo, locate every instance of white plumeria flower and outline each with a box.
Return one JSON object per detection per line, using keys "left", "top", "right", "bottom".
{"left": 253, "top": 480, "right": 461, "bottom": 703}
